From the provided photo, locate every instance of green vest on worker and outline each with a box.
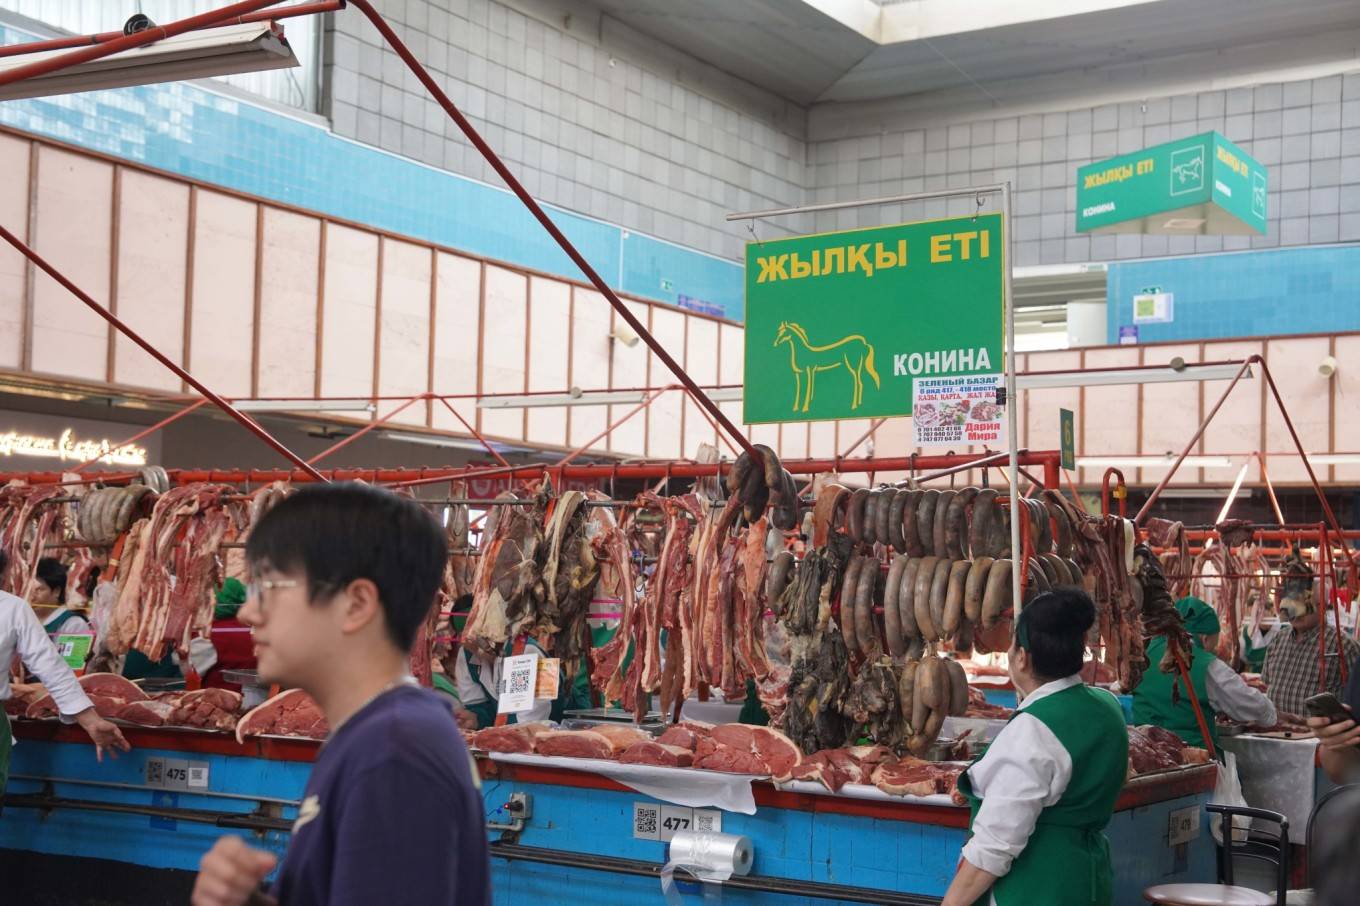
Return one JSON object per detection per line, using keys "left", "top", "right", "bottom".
{"left": 1131, "top": 636, "right": 1218, "bottom": 751}
{"left": 959, "top": 683, "right": 1129, "bottom": 906}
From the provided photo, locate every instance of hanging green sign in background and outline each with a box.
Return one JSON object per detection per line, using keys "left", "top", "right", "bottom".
{"left": 1060, "top": 408, "right": 1076, "bottom": 471}
{"left": 743, "top": 214, "right": 1004, "bottom": 424}
{"left": 1075, "top": 131, "right": 1267, "bottom": 235}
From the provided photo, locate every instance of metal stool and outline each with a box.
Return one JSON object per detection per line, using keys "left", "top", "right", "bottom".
{"left": 1143, "top": 804, "right": 1288, "bottom": 906}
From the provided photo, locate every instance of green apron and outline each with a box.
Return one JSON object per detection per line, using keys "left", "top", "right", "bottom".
{"left": 464, "top": 650, "right": 507, "bottom": 729}
{"left": 738, "top": 678, "right": 770, "bottom": 726}
{"left": 958, "top": 683, "right": 1129, "bottom": 906}
{"left": 1240, "top": 628, "right": 1268, "bottom": 674}
{"left": 462, "top": 641, "right": 585, "bottom": 728}
{"left": 122, "top": 648, "right": 181, "bottom": 680}
{"left": 1131, "top": 637, "right": 1218, "bottom": 751}
{"left": 42, "top": 609, "right": 83, "bottom": 636}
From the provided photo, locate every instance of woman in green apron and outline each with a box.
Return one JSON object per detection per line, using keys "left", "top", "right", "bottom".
{"left": 454, "top": 638, "right": 589, "bottom": 728}
{"left": 942, "top": 588, "right": 1128, "bottom": 906}
{"left": 32, "top": 557, "right": 91, "bottom": 639}
{"left": 1132, "top": 596, "right": 1277, "bottom": 750}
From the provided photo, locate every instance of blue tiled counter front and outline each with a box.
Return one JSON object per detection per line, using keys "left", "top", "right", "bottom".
{"left": 1, "top": 727, "right": 1216, "bottom": 906}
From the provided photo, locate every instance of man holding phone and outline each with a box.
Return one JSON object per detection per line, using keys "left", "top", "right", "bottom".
{"left": 1308, "top": 655, "right": 1360, "bottom": 784}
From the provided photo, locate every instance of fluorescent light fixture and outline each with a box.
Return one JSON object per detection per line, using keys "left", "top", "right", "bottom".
{"left": 1017, "top": 363, "right": 1250, "bottom": 390}
{"left": 1303, "top": 454, "right": 1360, "bottom": 465}
{"left": 0, "top": 22, "right": 298, "bottom": 101}
{"left": 477, "top": 388, "right": 742, "bottom": 408}
{"left": 383, "top": 431, "right": 506, "bottom": 452}
{"left": 1076, "top": 455, "right": 1236, "bottom": 469}
{"left": 234, "top": 399, "right": 375, "bottom": 413}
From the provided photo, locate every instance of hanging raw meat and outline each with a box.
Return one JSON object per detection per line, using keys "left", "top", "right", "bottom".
{"left": 0, "top": 483, "right": 67, "bottom": 599}
{"left": 462, "top": 489, "right": 548, "bottom": 656}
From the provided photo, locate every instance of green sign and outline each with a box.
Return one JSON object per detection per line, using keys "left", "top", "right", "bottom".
{"left": 743, "top": 214, "right": 1004, "bottom": 424}
{"left": 1075, "top": 132, "right": 1266, "bottom": 235}
{"left": 56, "top": 633, "right": 92, "bottom": 670}
{"left": 1060, "top": 408, "right": 1075, "bottom": 471}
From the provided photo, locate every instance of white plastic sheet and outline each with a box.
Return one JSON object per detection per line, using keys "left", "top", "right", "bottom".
{"left": 489, "top": 752, "right": 760, "bottom": 814}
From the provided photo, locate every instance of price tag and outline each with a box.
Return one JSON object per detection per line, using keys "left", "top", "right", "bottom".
{"left": 632, "top": 802, "right": 723, "bottom": 841}
{"left": 1168, "top": 805, "right": 1200, "bottom": 847}
{"left": 55, "top": 633, "right": 93, "bottom": 670}
{"left": 498, "top": 653, "right": 539, "bottom": 714}
{"left": 145, "top": 757, "right": 210, "bottom": 791}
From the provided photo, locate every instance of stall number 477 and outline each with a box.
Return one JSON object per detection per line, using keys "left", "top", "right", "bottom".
{"left": 662, "top": 816, "right": 690, "bottom": 832}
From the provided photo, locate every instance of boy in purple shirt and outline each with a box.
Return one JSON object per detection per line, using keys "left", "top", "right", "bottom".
{"left": 191, "top": 483, "right": 490, "bottom": 906}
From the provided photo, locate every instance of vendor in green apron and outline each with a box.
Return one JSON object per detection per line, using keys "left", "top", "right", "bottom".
{"left": 0, "top": 550, "right": 130, "bottom": 789}
{"left": 1132, "top": 596, "right": 1277, "bottom": 749}
{"left": 32, "top": 558, "right": 91, "bottom": 639}
{"left": 455, "top": 637, "right": 590, "bottom": 728}
{"left": 943, "top": 588, "right": 1128, "bottom": 906}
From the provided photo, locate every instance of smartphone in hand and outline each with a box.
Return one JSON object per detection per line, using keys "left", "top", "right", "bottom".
{"left": 1305, "top": 692, "right": 1353, "bottom": 724}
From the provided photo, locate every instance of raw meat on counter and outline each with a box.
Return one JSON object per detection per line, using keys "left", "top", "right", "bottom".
{"left": 618, "top": 741, "right": 694, "bottom": 767}
{"left": 24, "top": 672, "right": 147, "bottom": 720}
{"left": 1127, "top": 725, "right": 1210, "bottom": 776}
{"left": 472, "top": 723, "right": 551, "bottom": 754}
{"left": 235, "top": 688, "right": 328, "bottom": 743}
{"left": 4, "top": 683, "right": 49, "bottom": 716}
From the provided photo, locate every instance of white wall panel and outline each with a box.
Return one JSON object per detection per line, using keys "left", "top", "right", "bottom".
{"left": 431, "top": 253, "right": 481, "bottom": 433}
{"left": 113, "top": 170, "right": 188, "bottom": 392}
{"left": 607, "top": 301, "right": 650, "bottom": 456}
{"left": 779, "top": 422, "right": 809, "bottom": 461}
{"left": 568, "top": 288, "right": 612, "bottom": 451}
{"left": 646, "top": 306, "right": 686, "bottom": 460}
{"left": 1077, "top": 347, "right": 1140, "bottom": 486}
{"left": 319, "top": 224, "right": 378, "bottom": 413}
{"left": 0, "top": 134, "right": 29, "bottom": 369}
{"left": 479, "top": 266, "right": 527, "bottom": 441}
{"left": 256, "top": 209, "right": 319, "bottom": 397}
{"left": 187, "top": 191, "right": 255, "bottom": 397}
{"left": 1332, "top": 335, "right": 1360, "bottom": 484}
{"left": 526, "top": 277, "right": 570, "bottom": 446}
{"left": 1263, "top": 336, "right": 1332, "bottom": 484}
{"left": 683, "top": 317, "right": 719, "bottom": 459}
{"left": 30, "top": 147, "right": 111, "bottom": 382}
{"left": 1022, "top": 351, "right": 1081, "bottom": 454}
{"left": 1200, "top": 341, "right": 1265, "bottom": 486}
{"left": 377, "top": 239, "right": 432, "bottom": 427}
{"left": 1138, "top": 344, "right": 1204, "bottom": 487}
{"left": 718, "top": 323, "right": 746, "bottom": 461}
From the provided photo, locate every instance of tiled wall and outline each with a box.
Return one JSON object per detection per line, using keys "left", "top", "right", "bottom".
{"left": 1106, "top": 245, "right": 1360, "bottom": 345}
{"left": 806, "top": 72, "right": 1360, "bottom": 267}
{"left": 323, "top": 0, "right": 809, "bottom": 264}
{"left": 0, "top": 14, "right": 746, "bottom": 318}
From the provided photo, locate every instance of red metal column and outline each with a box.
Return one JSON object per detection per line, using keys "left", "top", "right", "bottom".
{"left": 306, "top": 394, "right": 426, "bottom": 465}
{"left": 435, "top": 397, "right": 511, "bottom": 468}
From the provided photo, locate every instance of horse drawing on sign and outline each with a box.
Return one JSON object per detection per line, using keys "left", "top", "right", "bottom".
{"left": 773, "top": 322, "right": 881, "bottom": 413}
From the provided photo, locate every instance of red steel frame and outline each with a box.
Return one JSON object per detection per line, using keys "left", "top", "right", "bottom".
{"left": 0, "top": 0, "right": 759, "bottom": 487}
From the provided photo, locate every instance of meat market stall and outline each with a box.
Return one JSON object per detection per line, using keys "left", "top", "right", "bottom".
{"left": 1, "top": 452, "right": 1224, "bottom": 904}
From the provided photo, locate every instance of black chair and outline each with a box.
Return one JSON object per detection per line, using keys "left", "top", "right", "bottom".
{"left": 1305, "top": 783, "right": 1360, "bottom": 895}
{"left": 1143, "top": 804, "right": 1289, "bottom": 906}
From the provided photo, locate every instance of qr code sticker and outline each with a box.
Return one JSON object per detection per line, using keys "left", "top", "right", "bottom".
{"left": 694, "top": 810, "right": 721, "bottom": 834}
{"left": 506, "top": 667, "right": 532, "bottom": 697}
{"left": 633, "top": 803, "right": 660, "bottom": 840}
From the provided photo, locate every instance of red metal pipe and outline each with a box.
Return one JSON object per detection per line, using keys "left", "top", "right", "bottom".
{"left": 1101, "top": 468, "right": 1127, "bottom": 519}
{"left": 1255, "top": 451, "right": 1287, "bottom": 525}
{"left": 1134, "top": 358, "right": 1255, "bottom": 524}
{"left": 343, "top": 0, "right": 754, "bottom": 459}
{"left": 1255, "top": 358, "right": 1360, "bottom": 575}
{"left": 229, "top": 383, "right": 741, "bottom": 403}
{"left": 306, "top": 394, "right": 426, "bottom": 465}
{"left": 71, "top": 398, "right": 209, "bottom": 472}
{"left": 0, "top": 0, "right": 286, "bottom": 85}
{"left": 0, "top": 1, "right": 340, "bottom": 60}
{"left": 0, "top": 224, "right": 324, "bottom": 481}
{"left": 435, "top": 397, "right": 511, "bottom": 468}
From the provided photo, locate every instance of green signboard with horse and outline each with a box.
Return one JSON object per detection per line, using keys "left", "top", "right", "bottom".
{"left": 743, "top": 214, "right": 1005, "bottom": 424}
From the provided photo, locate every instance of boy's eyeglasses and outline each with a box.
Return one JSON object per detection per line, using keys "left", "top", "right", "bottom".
{"left": 245, "top": 579, "right": 299, "bottom": 612}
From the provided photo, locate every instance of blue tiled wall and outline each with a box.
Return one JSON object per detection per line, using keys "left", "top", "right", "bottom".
{"left": 1107, "top": 244, "right": 1360, "bottom": 343}
{"left": 0, "top": 21, "right": 744, "bottom": 320}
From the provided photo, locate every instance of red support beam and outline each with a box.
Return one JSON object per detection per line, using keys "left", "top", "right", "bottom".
{"left": 305, "top": 394, "right": 427, "bottom": 465}
{"left": 71, "top": 398, "right": 209, "bottom": 472}
{"left": 435, "top": 397, "right": 511, "bottom": 468}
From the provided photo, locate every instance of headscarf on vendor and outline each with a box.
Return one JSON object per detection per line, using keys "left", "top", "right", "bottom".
{"left": 214, "top": 577, "right": 247, "bottom": 620}
{"left": 1176, "top": 596, "right": 1222, "bottom": 653}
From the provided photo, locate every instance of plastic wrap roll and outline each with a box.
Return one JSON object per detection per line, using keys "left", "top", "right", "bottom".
{"left": 660, "top": 831, "right": 754, "bottom": 902}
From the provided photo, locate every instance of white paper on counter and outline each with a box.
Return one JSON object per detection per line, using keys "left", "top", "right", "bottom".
{"left": 1219, "top": 734, "right": 1320, "bottom": 844}
{"left": 773, "top": 779, "right": 959, "bottom": 808}
{"left": 489, "top": 752, "right": 760, "bottom": 814}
